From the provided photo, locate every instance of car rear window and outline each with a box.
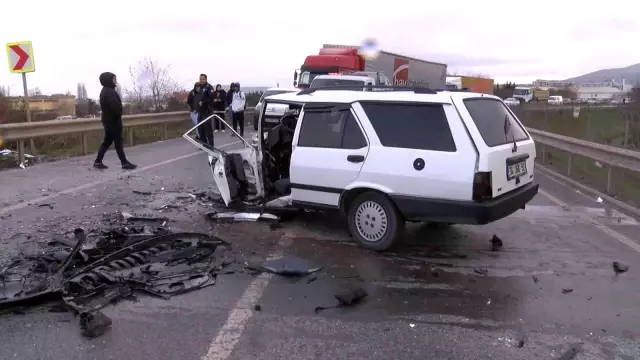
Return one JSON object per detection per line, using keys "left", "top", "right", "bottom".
{"left": 360, "top": 102, "right": 456, "bottom": 152}
{"left": 463, "top": 98, "right": 529, "bottom": 147}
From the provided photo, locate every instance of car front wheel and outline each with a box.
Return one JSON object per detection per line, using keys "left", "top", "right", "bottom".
{"left": 347, "top": 192, "right": 404, "bottom": 251}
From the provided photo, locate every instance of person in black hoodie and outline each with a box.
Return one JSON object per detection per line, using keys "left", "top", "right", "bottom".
{"left": 196, "top": 74, "right": 214, "bottom": 147}
{"left": 212, "top": 84, "right": 227, "bottom": 132}
{"left": 94, "top": 72, "right": 136, "bottom": 170}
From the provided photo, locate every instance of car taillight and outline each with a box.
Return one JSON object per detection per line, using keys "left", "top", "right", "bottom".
{"left": 472, "top": 171, "right": 492, "bottom": 202}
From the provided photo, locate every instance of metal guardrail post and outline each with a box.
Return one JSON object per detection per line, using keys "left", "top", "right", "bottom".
{"left": 567, "top": 153, "right": 573, "bottom": 177}
{"left": 127, "top": 128, "right": 134, "bottom": 146}
{"left": 17, "top": 140, "right": 24, "bottom": 165}
{"left": 606, "top": 167, "right": 614, "bottom": 194}
{"left": 81, "top": 133, "right": 88, "bottom": 155}
{"left": 161, "top": 123, "right": 168, "bottom": 140}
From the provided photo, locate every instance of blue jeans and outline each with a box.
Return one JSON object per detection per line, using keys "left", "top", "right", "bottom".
{"left": 190, "top": 111, "right": 198, "bottom": 126}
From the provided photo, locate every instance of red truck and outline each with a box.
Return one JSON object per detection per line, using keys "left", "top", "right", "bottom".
{"left": 294, "top": 44, "right": 448, "bottom": 89}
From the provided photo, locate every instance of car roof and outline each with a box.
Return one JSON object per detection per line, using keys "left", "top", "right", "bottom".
{"left": 265, "top": 89, "right": 499, "bottom": 105}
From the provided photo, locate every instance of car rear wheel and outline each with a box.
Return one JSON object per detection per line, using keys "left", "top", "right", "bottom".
{"left": 347, "top": 192, "right": 404, "bottom": 251}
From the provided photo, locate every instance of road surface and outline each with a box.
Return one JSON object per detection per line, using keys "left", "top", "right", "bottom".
{"left": 0, "top": 131, "right": 639, "bottom": 360}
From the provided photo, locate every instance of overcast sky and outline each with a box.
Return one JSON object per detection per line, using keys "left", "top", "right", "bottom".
{"left": 1, "top": 0, "right": 637, "bottom": 98}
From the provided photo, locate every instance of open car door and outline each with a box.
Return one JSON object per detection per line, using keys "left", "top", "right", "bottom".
{"left": 182, "top": 114, "right": 263, "bottom": 206}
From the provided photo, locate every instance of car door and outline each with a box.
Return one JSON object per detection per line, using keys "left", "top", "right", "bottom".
{"left": 289, "top": 103, "right": 370, "bottom": 208}
{"left": 183, "top": 114, "right": 263, "bottom": 206}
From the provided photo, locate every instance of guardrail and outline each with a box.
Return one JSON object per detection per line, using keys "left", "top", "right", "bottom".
{"left": 0, "top": 108, "right": 255, "bottom": 163}
{"left": 2, "top": 107, "right": 639, "bottom": 200}
{"left": 529, "top": 128, "right": 640, "bottom": 194}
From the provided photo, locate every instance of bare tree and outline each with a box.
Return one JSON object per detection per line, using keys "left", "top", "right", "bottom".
{"left": 126, "top": 57, "right": 181, "bottom": 112}
{"left": 76, "top": 83, "right": 88, "bottom": 100}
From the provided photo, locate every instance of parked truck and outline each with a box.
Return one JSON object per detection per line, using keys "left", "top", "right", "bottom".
{"left": 294, "top": 44, "right": 448, "bottom": 89}
{"left": 513, "top": 87, "right": 550, "bottom": 103}
{"left": 445, "top": 76, "right": 494, "bottom": 94}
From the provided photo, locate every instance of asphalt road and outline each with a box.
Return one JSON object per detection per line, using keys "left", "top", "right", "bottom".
{"left": 1, "top": 132, "right": 639, "bottom": 360}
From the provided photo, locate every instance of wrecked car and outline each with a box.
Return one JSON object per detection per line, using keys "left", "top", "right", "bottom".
{"left": 183, "top": 86, "right": 539, "bottom": 251}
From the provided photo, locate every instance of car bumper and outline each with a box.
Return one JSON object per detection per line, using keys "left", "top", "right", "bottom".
{"left": 391, "top": 182, "right": 539, "bottom": 225}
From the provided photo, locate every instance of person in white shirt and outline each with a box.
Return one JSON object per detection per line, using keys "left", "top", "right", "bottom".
{"left": 229, "top": 82, "right": 246, "bottom": 137}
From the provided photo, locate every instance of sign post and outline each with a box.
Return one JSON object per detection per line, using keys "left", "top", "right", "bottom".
{"left": 6, "top": 41, "right": 36, "bottom": 162}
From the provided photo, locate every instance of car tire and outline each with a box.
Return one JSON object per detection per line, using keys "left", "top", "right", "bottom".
{"left": 346, "top": 192, "right": 404, "bottom": 252}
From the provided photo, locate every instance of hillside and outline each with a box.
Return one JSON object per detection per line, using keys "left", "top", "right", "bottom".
{"left": 565, "top": 63, "right": 640, "bottom": 85}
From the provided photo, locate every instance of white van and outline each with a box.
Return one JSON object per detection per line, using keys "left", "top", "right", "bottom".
{"left": 548, "top": 96, "right": 563, "bottom": 105}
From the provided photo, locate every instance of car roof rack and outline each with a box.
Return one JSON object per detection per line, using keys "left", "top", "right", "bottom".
{"left": 297, "top": 84, "right": 437, "bottom": 95}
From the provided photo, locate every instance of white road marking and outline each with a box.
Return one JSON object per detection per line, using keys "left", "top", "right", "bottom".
{"left": 0, "top": 141, "right": 242, "bottom": 217}
{"left": 202, "top": 236, "right": 293, "bottom": 360}
{"left": 539, "top": 188, "right": 640, "bottom": 253}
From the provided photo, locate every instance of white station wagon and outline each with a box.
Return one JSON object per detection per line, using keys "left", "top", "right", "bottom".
{"left": 185, "top": 86, "right": 539, "bottom": 251}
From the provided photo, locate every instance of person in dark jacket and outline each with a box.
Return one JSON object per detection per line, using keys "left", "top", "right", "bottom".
{"left": 212, "top": 84, "right": 227, "bottom": 132}
{"left": 94, "top": 72, "right": 136, "bottom": 170}
{"left": 186, "top": 82, "right": 201, "bottom": 127}
{"left": 196, "top": 74, "right": 215, "bottom": 147}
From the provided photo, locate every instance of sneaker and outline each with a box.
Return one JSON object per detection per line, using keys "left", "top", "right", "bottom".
{"left": 93, "top": 162, "right": 108, "bottom": 170}
{"left": 222, "top": 129, "right": 225, "bottom": 132}
{"left": 214, "top": 130, "right": 219, "bottom": 132}
{"left": 121, "top": 163, "right": 138, "bottom": 170}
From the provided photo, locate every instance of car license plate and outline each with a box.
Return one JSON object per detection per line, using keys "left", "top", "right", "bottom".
{"left": 507, "top": 161, "right": 527, "bottom": 180}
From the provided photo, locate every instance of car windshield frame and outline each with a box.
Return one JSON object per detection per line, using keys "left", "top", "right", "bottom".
{"left": 310, "top": 78, "right": 366, "bottom": 88}
{"left": 260, "top": 90, "right": 296, "bottom": 103}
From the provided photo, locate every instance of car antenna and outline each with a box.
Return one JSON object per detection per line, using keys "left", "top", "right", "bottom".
{"left": 504, "top": 114, "right": 517, "bottom": 153}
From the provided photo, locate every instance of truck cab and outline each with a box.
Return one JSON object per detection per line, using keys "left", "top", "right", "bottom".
{"left": 310, "top": 74, "right": 377, "bottom": 90}
{"left": 294, "top": 47, "right": 365, "bottom": 88}
{"left": 513, "top": 87, "right": 533, "bottom": 103}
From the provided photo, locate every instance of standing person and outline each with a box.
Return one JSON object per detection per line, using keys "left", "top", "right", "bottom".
{"left": 94, "top": 72, "right": 137, "bottom": 170}
{"left": 212, "top": 84, "right": 227, "bottom": 132}
{"left": 230, "top": 82, "right": 247, "bottom": 137}
{"left": 196, "top": 74, "right": 215, "bottom": 147}
{"left": 226, "top": 82, "right": 235, "bottom": 132}
{"left": 187, "top": 82, "right": 201, "bottom": 135}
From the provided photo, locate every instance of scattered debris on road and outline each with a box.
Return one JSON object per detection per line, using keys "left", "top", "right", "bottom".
{"left": 121, "top": 212, "right": 168, "bottom": 222}
{"left": 490, "top": 234, "right": 503, "bottom": 251}
{"left": 207, "top": 211, "right": 279, "bottom": 223}
{"left": 532, "top": 275, "right": 539, "bottom": 283}
{"left": 612, "top": 261, "right": 629, "bottom": 275}
{"left": 562, "top": 288, "right": 574, "bottom": 294}
{"left": 0, "top": 224, "right": 230, "bottom": 338}
{"left": 132, "top": 190, "right": 152, "bottom": 196}
{"left": 314, "top": 287, "right": 368, "bottom": 313}
{"left": 247, "top": 255, "right": 322, "bottom": 277}
{"left": 474, "top": 268, "right": 488, "bottom": 276}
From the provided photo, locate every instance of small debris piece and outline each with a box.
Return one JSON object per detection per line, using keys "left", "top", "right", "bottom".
{"left": 315, "top": 287, "right": 368, "bottom": 313}
{"left": 490, "top": 234, "right": 503, "bottom": 251}
{"left": 37, "top": 203, "right": 54, "bottom": 209}
{"left": 474, "top": 268, "right": 488, "bottom": 276}
{"left": 262, "top": 256, "right": 322, "bottom": 277}
{"left": 132, "top": 190, "right": 152, "bottom": 195}
{"left": 431, "top": 269, "right": 439, "bottom": 278}
{"left": 254, "top": 304, "right": 261, "bottom": 311}
{"left": 207, "top": 211, "right": 279, "bottom": 223}
{"left": 269, "top": 223, "right": 283, "bottom": 230}
{"left": 121, "top": 212, "right": 167, "bottom": 222}
{"left": 562, "top": 288, "right": 573, "bottom": 294}
{"left": 558, "top": 344, "right": 581, "bottom": 360}
{"left": 596, "top": 197, "right": 603, "bottom": 203}
{"left": 409, "top": 323, "right": 415, "bottom": 328}
{"left": 613, "top": 261, "right": 629, "bottom": 275}
{"left": 306, "top": 276, "right": 318, "bottom": 284}
{"left": 79, "top": 311, "right": 112, "bottom": 338}
{"left": 532, "top": 275, "right": 539, "bottom": 283}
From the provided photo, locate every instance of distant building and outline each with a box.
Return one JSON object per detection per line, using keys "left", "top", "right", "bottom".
{"left": 576, "top": 79, "right": 633, "bottom": 101}
{"left": 9, "top": 94, "right": 76, "bottom": 117}
{"left": 532, "top": 79, "right": 574, "bottom": 89}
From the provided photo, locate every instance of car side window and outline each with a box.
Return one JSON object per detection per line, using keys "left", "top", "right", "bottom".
{"left": 341, "top": 112, "right": 367, "bottom": 149}
{"left": 297, "top": 106, "right": 367, "bottom": 149}
{"left": 360, "top": 102, "right": 457, "bottom": 152}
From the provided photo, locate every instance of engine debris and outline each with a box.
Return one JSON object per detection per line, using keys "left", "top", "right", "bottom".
{"left": 0, "top": 226, "right": 230, "bottom": 338}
